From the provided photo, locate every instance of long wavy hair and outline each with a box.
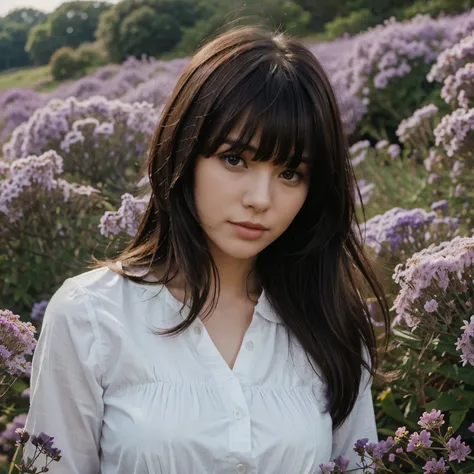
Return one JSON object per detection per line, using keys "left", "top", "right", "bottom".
{"left": 90, "top": 25, "right": 389, "bottom": 429}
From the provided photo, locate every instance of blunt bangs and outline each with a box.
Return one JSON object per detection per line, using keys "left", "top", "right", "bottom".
{"left": 196, "top": 54, "right": 322, "bottom": 171}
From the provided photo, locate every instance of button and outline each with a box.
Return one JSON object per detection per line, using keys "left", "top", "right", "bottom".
{"left": 233, "top": 410, "right": 241, "bottom": 420}
{"left": 194, "top": 325, "right": 202, "bottom": 335}
{"left": 236, "top": 464, "right": 246, "bottom": 474}
{"left": 245, "top": 341, "right": 254, "bottom": 351}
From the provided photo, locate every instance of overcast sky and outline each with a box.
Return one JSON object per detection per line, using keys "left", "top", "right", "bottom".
{"left": 0, "top": 0, "right": 118, "bottom": 17}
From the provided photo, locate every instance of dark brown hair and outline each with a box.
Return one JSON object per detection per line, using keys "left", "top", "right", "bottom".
{"left": 90, "top": 25, "right": 389, "bottom": 429}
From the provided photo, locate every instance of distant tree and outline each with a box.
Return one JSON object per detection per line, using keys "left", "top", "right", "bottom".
{"left": 50, "top": 46, "right": 87, "bottom": 80}
{"left": 119, "top": 6, "right": 182, "bottom": 58}
{"left": 96, "top": 0, "right": 198, "bottom": 62}
{"left": 24, "top": 1, "right": 110, "bottom": 66}
{"left": 1, "top": 22, "right": 31, "bottom": 68}
{"left": 175, "top": 0, "right": 312, "bottom": 56}
{"left": 4, "top": 8, "right": 47, "bottom": 27}
{"left": 0, "top": 8, "right": 47, "bottom": 70}
{"left": 48, "top": 1, "right": 111, "bottom": 49}
{"left": 25, "top": 23, "right": 59, "bottom": 65}
{"left": 293, "top": 0, "right": 349, "bottom": 31}
{"left": 0, "top": 31, "right": 11, "bottom": 69}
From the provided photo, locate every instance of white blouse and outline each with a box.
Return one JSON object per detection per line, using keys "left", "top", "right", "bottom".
{"left": 24, "top": 263, "right": 378, "bottom": 474}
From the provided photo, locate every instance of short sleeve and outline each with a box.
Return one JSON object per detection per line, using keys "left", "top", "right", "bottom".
{"left": 330, "top": 360, "right": 378, "bottom": 470}
{"left": 23, "top": 278, "right": 104, "bottom": 474}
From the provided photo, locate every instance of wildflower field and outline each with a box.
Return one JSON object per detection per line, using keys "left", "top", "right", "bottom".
{"left": 1, "top": 9, "right": 474, "bottom": 474}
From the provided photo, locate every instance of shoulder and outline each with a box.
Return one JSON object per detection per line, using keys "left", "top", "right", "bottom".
{"left": 52, "top": 263, "right": 174, "bottom": 332}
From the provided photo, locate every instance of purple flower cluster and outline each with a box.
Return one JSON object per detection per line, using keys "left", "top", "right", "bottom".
{"left": 0, "top": 89, "right": 47, "bottom": 145}
{"left": 0, "top": 309, "right": 36, "bottom": 378}
{"left": 441, "top": 62, "right": 474, "bottom": 108}
{"left": 392, "top": 235, "right": 474, "bottom": 327}
{"left": 0, "top": 413, "right": 27, "bottom": 451}
{"left": 396, "top": 104, "right": 439, "bottom": 148}
{"left": 446, "top": 435, "right": 472, "bottom": 462}
{"left": 323, "top": 10, "right": 474, "bottom": 99}
{"left": 320, "top": 407, "right": 473, "bottom": 473}
{"left": 0, "top": 150, "right": 99, "bottom": 223}
{"left": 423, "top": 457, "right": 449, "bottom": 473}
{"left": 99, "top": 192, "right": 150, "bottom": 237}
{"left": 360, "top": 207, "right": 459, "bottom": 257}
{"left": 3, "top": 95, "right": 159, "bottom": 161}
{"left": 418, "top": 409, "right": 445, "bottom": 429}
{"left": 433, "top": 106, "right": 474, "bottom": 157}
{"left": 427, "top": 31, "right": 474, "bottom": 83}
{"left": 349, "top": 140, "right": 370, "bottom": 166}
{"left": 50, "top": 55, "right": 188, "bottom": 104}
{"left": 30, "top": 300, "right": 49, "bottom": 323}
{"left": 456, "top": 315, "right": 474, "bottom": 366}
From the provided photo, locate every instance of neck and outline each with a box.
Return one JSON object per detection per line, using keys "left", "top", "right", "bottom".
{"left": 206, "top": 241, "right": 261, "bottom": 300}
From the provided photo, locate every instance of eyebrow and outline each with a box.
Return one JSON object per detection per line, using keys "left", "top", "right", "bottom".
{"left": 223, "top": 138, "right": 311, "bottom": 164}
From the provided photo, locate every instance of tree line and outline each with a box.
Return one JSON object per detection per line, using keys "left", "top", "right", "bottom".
{"left": 0, "top": 0, "right": 472, "bottom": 74}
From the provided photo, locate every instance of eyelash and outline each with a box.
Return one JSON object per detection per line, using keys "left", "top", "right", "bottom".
{"left": 219, "top": 154, "right": 304, "bottom": 184}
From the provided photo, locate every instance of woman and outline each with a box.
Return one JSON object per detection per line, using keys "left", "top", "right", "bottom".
{"left": 24, "top": 25, "right": 389, "bottom": 473}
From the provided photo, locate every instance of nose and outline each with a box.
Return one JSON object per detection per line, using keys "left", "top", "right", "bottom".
{"left": 242, "top": 170, "right": 272, "bottom": 212}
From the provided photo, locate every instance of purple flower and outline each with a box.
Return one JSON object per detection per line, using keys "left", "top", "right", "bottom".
{"left": 395, "top": 427, "right": 408, "bottom": 438}
{"left": 0, "top": 414, "right": 27, "bottom": 451}
{"left": 468, "top": 422, "right": 474, "bottom": 432}
{"left": 99, "top": 192, "right": 149, "bottom": 238}
{"left": 30, "top": 431, "right": 62, "bottom": 459}
{"left": 0, "top": 309, "right": 37, "bottom": 377}
{"left": 430, "top": 200, "right": 448, "bottom": 215}
{"left": 370, "top": 437, "right": 395, "bottom": 458}
{"left": 334, "top": 455, "right": 349, "bottom": 471}
{"left": 418, "top": 409, "right": 445, "bottom": 429}
{"left": 319, "top": 461, "right": 336, "bottom": 473}
{"left": 30, "top": 300, "right": 49, "bottom": 323}
{"left": 456, "top": 315, "right": 474, "bottom": 367}
{"left": 423, "top": 457, "right": 449, "bottom": 474}
{"left": 407, "top": 430, "right": 432, "bottom": 452}
{"left": 424, "top": 299, "right": 439, "bottom": 313}
{"left": 447, "top": 435, "right": 471, "bottom": 462}
{"left": 396, "top": 104, "right": 438, "bottom": 148}
{"left": 388, "top": 453, "right": 396, "bottom": 462}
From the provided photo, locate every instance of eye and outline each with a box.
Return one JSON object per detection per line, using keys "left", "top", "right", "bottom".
{"left": 219, "top": 154, "right": 246, "bottom": 168}
{"left": 281, "top": 169, "right": 304, "bottom": 184}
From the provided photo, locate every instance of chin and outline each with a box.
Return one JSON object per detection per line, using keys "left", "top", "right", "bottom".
{"left": 214, "top": 240, "right": 267, "bottom": 260}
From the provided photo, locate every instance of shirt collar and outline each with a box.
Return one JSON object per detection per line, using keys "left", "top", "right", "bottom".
{"left": 120, "top": 262, "right": 282, "bottom": 324}
{"left": 255, "top": 289, "right": 282, "bottom": 325}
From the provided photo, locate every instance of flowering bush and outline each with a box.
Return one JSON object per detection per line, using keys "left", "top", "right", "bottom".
{"left": 2, "top": 96, "right": 159, "bottom": 195}
{"left": 0, "top": 308, "right": 61, "bottom": 473}
{"left": 0, "top": 90, "right": 46, "bottom": 146}
{"left": 361, "top": 206, "right": 459, "bottom": 258}
{"left": 0, "top": 150, "right": 105, "bottom": 316}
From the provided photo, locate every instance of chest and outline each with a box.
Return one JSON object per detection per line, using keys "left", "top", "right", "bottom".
{"left": 200, "top": 303, "right": 255, "bottom": 370}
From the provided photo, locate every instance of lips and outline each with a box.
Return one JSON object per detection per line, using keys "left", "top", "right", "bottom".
{"left": 232, "top": 222, "right": 268, "bottom": 230}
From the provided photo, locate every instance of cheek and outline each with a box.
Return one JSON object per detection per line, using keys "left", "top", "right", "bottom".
{"left": 276, "top": 189, "right": 308, "bottom": 227}
{"left": 193, "top": 160, "right": 228, "bottom": 220}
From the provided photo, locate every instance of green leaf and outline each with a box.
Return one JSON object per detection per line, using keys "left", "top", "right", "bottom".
{"left": 380, "top": 391, "right": 418, "bottom": 430}
{"left": 449, "top": 410, "right": 468, "bottom": 432}
{"left": 438, "top": 364, "right": 474, "bottom": 386}
{"left": 425, "top": 391, "right": 474, "bottom": 412}
{"left": 377, "top": 428, "right": 397, "bottom": 437}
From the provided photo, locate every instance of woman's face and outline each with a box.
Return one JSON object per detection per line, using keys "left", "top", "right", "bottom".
{"left": 193, "top": 127, "right": 311, "bottom": 262}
